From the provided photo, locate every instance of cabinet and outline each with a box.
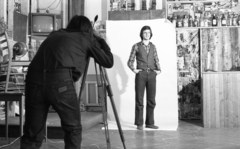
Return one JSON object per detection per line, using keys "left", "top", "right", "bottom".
{"left": 202, "top": 72, "right": 240, "bottom": 128}
{"left": 201, "top": 27, "right": 240, "bottom": 127}
{"left": 167, "top": 0, "right": 240, "bottom": 120}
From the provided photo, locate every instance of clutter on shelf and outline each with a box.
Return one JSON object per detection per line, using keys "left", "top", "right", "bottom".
{"left": 167, "top": 0, "right": 240, "bottom": 28}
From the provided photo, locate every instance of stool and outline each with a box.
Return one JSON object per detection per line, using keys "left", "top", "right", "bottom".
{"left": 0, "top": 93, "right": 24, "bottom": 143}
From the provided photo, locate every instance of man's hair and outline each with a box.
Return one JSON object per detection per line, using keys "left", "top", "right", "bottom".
{"left": 140, "top": 25, "right": 153, "bottom": 40}
{"left": 67, "top": 15, "right": 93, "bottom": 37}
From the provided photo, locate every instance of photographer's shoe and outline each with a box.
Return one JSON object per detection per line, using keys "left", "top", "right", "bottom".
{"left": 145, "top": 125, "right": 159, "bottom": 129}
{"left": 137, "top": 125, "right": 143, "bottom": 130}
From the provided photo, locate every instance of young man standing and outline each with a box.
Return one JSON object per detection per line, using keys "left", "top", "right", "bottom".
{"left": 127, "top": 25, "right": 161, "bottom": 130}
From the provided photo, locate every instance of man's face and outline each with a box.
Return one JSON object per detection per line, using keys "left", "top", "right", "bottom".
{"left": 142, "top": 29, "right": 151, "bottom": 40}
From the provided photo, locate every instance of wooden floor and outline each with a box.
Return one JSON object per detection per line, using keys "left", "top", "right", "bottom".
{"left": 0, "top": 109, "right": 103, "bottom": 138}
{"left": 1, "top": 119, "right": 240, "bottom": 149}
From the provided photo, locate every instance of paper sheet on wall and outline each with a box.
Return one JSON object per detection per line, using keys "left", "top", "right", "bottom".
{"left": 105, "top": 19, "right": 178, "bottom": 130}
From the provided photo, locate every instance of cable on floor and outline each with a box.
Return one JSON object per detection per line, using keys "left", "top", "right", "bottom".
{"left": 0, "top": 137, "right": 20, "bottom": 148}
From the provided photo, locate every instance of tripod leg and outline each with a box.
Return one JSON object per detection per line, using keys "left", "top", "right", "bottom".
{"left": 79, "top": 58, "right": 112, "bottom": 148}
{"left": 100, "top": 67, "right": 127, "bottom": 149}
{"left": 79, "top": 57, "right": 90, "bottom": 102}
{"left": 99, "top": 93, "right": 111, "bottom": 149}
{"left": 95, "top": 62, "right": 111, "bottom": 149}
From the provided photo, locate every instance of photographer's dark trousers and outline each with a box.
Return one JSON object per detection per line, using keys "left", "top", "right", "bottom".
{"left": 134, "top": 70, "right": 156, "bottom": 126}
{"left": 20, "top": 69, "right": 82, "bottom": 149}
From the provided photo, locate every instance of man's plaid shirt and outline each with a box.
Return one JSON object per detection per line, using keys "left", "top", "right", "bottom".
{"left": 127, "top": 41, "right": 161, "bottom": 71}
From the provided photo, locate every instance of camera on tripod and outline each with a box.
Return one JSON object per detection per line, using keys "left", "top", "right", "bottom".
{"left": 78, "top": 15, "right": 126, "bottom": 149}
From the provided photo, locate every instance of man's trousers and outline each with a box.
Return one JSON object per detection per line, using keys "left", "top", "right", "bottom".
{"left": 134, "top": 71, "right": 157, "bottom": 126}
{"left": 20, "top": 69, "right": 82, "bottom": 149}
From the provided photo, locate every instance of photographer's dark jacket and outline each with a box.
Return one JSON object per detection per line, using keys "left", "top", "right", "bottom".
{"left": 127, "top": 41, "right": 161, "bottom": 71}
{"left": 26, "top": 29, "right": 113, "bottom": 83}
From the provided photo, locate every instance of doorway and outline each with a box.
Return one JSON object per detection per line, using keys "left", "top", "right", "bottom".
{"left": 176, "top": 29, "right": 202, "bottom": 126}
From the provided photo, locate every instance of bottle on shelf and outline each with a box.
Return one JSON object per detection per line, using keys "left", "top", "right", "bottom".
{"left": 193, "top": 16, "right": 199, "bottom": 27}
{"left": 167, "top": 15, "right": 172, "bottom": 22}
{"left": 172, "top": 14, "right": 177, "bottom": 28}
{"left": 227, "top": 12, "right": 232, "bottom": 26}
{"left": 183, "top": 15, "right": 189, "bottom": 27}
{"left": 200, "top": 13, "right": 205, "bottom": 27}
{"left": 229, "top": 13, "right": 233, "bottom": 26}
{"left": 151, "top": 0, "right": 156, "bottom": 10}
{"left": 218, "top": 13, "right": 222, "bottom": 27}
{"left": 232, "top": 13, "right": 238, "bottom": 26}
{"left": 238, "top": 14, "right": 240, "bottom": 26}
{"left": 177, "top": 15, "right": 183, "bottom": 28}
{"left": 221, "top": 14, "right": 227, "bottom": 26}
{"left": 123, "top": 0, "right": 127, "bottom": 11}
{"left": 188, "top": 15, "right": 194, "bottom": 27}
{"left": 204, "top": 12, "right": 209, "bottom": 27}
{"left": 142, "top": 0, "right": 147, "bottom": 10}
{"left": 212, "top": 13, "right": 218, "bottom": 26}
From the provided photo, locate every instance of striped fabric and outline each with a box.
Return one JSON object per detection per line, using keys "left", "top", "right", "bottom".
{"left": 0, "top": 32, "right": 9, "bottom": 62}
{"left": 0, "top": 31, "right": 26, "bottom": 93}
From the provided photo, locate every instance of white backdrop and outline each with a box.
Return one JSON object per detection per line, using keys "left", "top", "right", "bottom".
{"left": 105, "top": 19, "right": 178, "bottom": 130}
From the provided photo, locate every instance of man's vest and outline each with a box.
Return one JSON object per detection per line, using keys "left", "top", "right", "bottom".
{"left": 136, "top": 42, "right": 157, "bottom": 70}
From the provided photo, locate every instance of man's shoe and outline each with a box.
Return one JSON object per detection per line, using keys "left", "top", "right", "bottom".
{"left": 137, "top": 125, "right": 143, "bottom": 130}
{"left": 145, "top": 125, "right": 159, "bottom": 129}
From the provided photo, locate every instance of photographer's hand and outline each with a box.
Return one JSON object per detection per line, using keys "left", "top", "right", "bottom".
{"left": 155, "top": 70, "right": 161, "bottom": 75}
{"left": 133, "top": 69, "right": 141, "bottom": 74}
{"left": 93, "top": 30, "right": 103, "bottom": 40}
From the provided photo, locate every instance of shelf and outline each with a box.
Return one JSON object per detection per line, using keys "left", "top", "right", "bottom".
{"left": 202, "top": 71, "right": 240, "bottom": 74}
{"left": 108, "top": 9, "right": 166, "bottom": 20}
{"left": 175, "top": 26, "right": 240, "bottom": 30}
{"left": 167, "top": 0, "right": 223, "bottom": 4}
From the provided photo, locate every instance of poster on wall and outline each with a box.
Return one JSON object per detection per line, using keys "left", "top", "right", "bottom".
{"left": 176, "top": 29, "right": 199, "bottom": 82}
{"left": 176, "top": 29, "right": 201, "bottom": 120}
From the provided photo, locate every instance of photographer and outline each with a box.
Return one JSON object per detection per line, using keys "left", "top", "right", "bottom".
{"left": 20, "top": 15, "right": 113, "bottom": 149}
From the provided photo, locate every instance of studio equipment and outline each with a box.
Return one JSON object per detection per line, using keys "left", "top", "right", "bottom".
{"left": 12, "top": 42, "right": 28, "bottom": 60}
{"left": 79, "top": 15, "right": 127, "bottom": 149}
